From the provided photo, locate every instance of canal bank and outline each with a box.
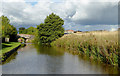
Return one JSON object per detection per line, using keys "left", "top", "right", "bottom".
{"left": 0, "top": 42, "right": 21, "bottom": 63}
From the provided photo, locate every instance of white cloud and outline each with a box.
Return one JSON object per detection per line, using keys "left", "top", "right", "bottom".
{"left": 0, "top": 0, "right": 3, "bottom": 16}
{"left": 9, "top": 15, "right": 22, "bottom": 23}
{"left": 1, "top": 0, "right": 119, "bottom": 31}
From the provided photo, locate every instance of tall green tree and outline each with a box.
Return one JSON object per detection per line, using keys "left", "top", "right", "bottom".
{"left": 1, "top": 15, "right": 10, "bottom": 38}
{"left": 0, "top": 15, "right": 17, "bottom": 42}
{"left": 36, "top": 13, "right": 64, "bottom": 44}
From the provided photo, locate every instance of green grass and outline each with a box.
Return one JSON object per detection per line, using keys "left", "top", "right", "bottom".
{"left": 0, "top": 42, "right": 21, "bottom": 55}
{"left": 51, "top": 31, "right": 118, "bottom": 66}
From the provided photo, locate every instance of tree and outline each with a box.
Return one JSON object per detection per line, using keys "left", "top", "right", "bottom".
{"left": 9, "top": 25, "right": 17, "bottom": 41}
{"left": 19, "top": 26, "right": 37, "bottom": 35}
{"left": 19, "top": 27, "right": 25, "bottom": 34}
{"left": 26, "top": 26, "right": 37, "bottom": 35}
{"left": 36, "top": 13, "right": 64, "bottom": 44}
{"left": 1, "top": 15, "right": 10, "bottom": 38}
{"left": 0, "top": 15, "right": 17, "bottom": 42}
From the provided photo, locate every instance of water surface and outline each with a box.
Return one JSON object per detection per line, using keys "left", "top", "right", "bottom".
{"left": 2, "top": 44, "right": 119, "bottom": 74}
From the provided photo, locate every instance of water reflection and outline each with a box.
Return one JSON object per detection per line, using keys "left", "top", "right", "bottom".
{"left": 63, "top": 49, "right": 120, "bottom": 74}
{"left": 34, "top": 44, "right": 64, "bottom": 56}
{"left": 20, "top": 43, "right": 26, "bottom": 47}
{"left": 2, "top": 51, "right": 18, "bottom": 65}
{"left": 77, "top": 54, "right": 119, "bottom": 74}
{"left": 2, "top": 44, "right": 120, "bottom": 74}
{"left": 33, "top": 44, "right": 65, "bottom": 74}
{"left": 1, "top": 44, "right": 26, "bottom": 65}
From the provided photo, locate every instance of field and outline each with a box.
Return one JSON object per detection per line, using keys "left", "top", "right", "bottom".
{"left": 51, "top": 31, "right": 118, "bottom": 66}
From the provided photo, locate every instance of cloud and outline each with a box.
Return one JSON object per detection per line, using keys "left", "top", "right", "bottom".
{"left": 1, "top": 0, "right": 119, "bottom": 31}
{"left": 71, "top": 2, "right": 118, "bottom": 25}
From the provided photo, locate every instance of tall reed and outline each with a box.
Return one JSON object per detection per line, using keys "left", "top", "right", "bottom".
{"left": 51, "top": 31, "right": 118, "bottom": 66}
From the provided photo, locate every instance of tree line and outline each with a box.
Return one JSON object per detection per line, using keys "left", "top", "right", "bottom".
{"left": 1, "top": 13, "right": 65, "bottom": 44}
{"left": 19, "top": 26, "right": 37, "bottom": 35}
{"left": 19, "top": 13, "right": 64, "bottom": 44}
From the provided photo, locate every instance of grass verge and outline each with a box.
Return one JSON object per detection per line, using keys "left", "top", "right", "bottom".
{"left": 0, "top": 42, "right": 21, "bottom": 56}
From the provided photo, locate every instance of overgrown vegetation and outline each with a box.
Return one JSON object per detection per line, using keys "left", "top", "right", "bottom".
{"left": 35, "top": 13, "right": 64, "bottom": 44}
{"left": 51, "top": 31, "right": 118, "bottom": 66}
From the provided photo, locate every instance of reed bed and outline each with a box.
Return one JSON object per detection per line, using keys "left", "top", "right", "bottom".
{"left": 51, "top": 31, "right": 118, "bottom": 66}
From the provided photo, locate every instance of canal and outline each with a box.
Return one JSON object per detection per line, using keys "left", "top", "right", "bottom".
{"left": 2, "top": 44, "right": 119, "bottom": 74}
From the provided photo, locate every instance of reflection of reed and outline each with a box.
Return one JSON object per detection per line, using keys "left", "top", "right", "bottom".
{"left": 77, "top": 54, "right": 119, "bottom": 74}
{"left": 58, "top": 47, "right": 119, "bottom": 74}
{"left": 2, "top": 51, "right": 18, "bottom": 65}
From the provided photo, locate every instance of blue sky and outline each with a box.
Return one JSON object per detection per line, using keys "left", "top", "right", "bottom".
{"left": 1, "top": 0, "right": 119, "bottom": 31}
{"left": 27, "top": 2, "right": 38, "bottom": 5}
{"left": 25, "top": 0, "right": 62, "bottom": 5}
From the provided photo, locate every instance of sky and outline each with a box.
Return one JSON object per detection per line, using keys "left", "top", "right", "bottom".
{"left": 0, "top": 0, "right": 119, "bottom": 31}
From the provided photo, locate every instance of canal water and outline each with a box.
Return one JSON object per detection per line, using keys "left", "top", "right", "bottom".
{"left": 2, "top": 44, "right": 119, "bottom": 74}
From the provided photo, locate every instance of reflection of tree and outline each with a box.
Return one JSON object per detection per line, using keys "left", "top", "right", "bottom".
{"left": 34, "top": 44, "right": 64, "bottom": 56}
{"left": 34, "top": 44, "right": 65, "bottom": 73}
{"left": 2, "top": 51, "right": 18, "bottom": 65}
{"left": 20, "top": 44, "right": 26, "bottom": 47}
{"left": 45, "top": 54, "right": 64, "bottom": 74}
